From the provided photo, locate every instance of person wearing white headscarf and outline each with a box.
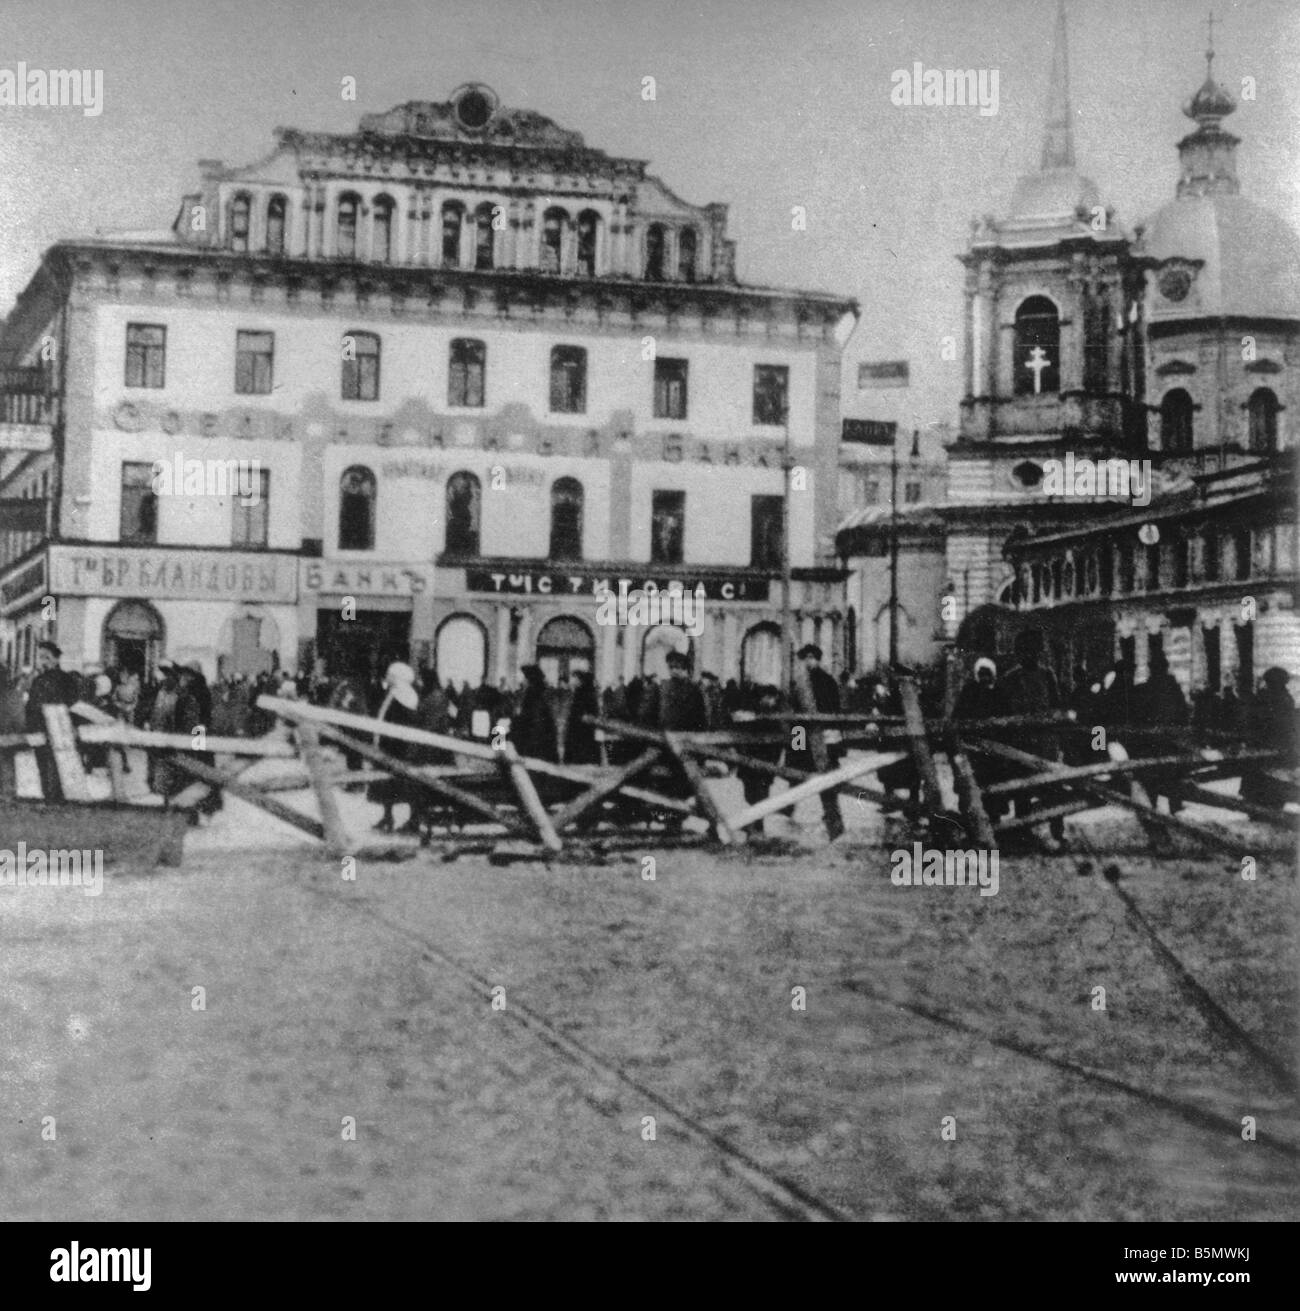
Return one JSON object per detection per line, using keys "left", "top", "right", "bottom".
{"left": 368, "top": 661, "right": 421, "bottom": 833}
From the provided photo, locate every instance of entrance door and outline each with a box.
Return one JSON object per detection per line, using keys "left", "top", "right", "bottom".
{"left": 317, "top": 608, "right": 412, "bottom": 690}
{"left": 1235, "top": 621, "right": 1254, "bottom": 698}
{"left": 103, "top": 600, "right": 164, "bottom": 677}
{"left": 535, "top": 615, "right": 594, "bottom": 685}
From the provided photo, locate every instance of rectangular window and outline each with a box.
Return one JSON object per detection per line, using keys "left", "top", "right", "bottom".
{"left": 1233, "top": 529, "right": 1252, "bottom": 581}
{"left": 232, "top": 470, "right": 270, "bottom": 548}
{"left": 864, "top": 479, "right": 881, "bottom": 505}
{"left": 653, "top": 357, "right": 688, "bottom": 420}
{"left": 125, "top": 324, "right": 166, "bottom": 389}
{"left": 448, "top": 338, "right": 486, "bottom": 408}
{"left": 750, "top": 495, "right": 783, "bottom": 569}
{"left": 120, "top": 462, "right": 158, "bottom": 543}
{"left": 342, "top": 332, "right": 380, "bottom": 401}
{"left": 904, "top": 481, "right": 922, "bottom": 504}
{"left": 550, "top": 345, "right": 587, "bottom": 414}
{"left": 752, "top": 364, "right": 789, "bottom": 426}
{"left": 1204, "top": 530, "right": 1220, "bottom": 582}
{"left": 235, "top": 331, "right": 274, "bottom": 395}
{"left": 650, "top": 490, "right": 685, "bottom": 565}
{"left": 1145, "top": 543, "right": 1161, "bottom": 591}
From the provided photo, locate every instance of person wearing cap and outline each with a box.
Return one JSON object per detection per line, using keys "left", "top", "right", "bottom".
{"left": 368, "top": 661, "right": 420, "bottom": 833}
{"left": 657, "top": 649, "right": 707, "bottom": 732}
{"left": 784, "top": 643, "right": 845, "bottom": 841}
{"left": 24, "top": 640, "right": 82, "bottom": 801}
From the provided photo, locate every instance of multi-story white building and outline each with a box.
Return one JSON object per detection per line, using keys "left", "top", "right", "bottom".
{"left": 0, "top": 83, "right": 858, "bottom": 688}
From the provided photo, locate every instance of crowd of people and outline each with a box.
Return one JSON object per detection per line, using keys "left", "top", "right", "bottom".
{"left": 2, "top": 628, "right": 1295, "bottom": 841}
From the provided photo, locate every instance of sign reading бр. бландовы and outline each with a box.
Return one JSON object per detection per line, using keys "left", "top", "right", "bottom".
{"left": 47, "top": 545, "right": 298, "bottom": 603}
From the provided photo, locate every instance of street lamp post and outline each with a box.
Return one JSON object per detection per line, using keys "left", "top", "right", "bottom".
{"left": 780, "top": 403, "right": 794, "bottom": 692}
{"left": 888, "top": 428, "right": 900, "bottom": 671}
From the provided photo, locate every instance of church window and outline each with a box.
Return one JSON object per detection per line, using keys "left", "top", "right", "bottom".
{"left": 1013, "top": 296, "right": 1060, "bottom": 396}
{"left": 1160, "top": 389, "right": 1194, "bottom": 453}
{"left": 1247, "top": 388, "right": 1280, "bottom": 452}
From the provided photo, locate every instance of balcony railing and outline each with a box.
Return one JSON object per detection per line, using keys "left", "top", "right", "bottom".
{"left": 0, "top": 367, "right": 56, "bottom": 445}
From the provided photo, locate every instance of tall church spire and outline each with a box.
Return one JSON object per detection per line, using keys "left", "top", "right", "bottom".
{"left": 1040, "top": 0, "right": 1075, "bottom": 170}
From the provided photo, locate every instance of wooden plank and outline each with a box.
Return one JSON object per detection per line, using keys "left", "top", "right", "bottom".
{"left": 899, "top": 678, "right": 942, "bottom": 815}
{"left": 1171, "top": 781, "right": 1300, "bottom": 831}
{"left": 729, "top": 753, "right": 888, "bottom": 832}
{"left": 166, "top": 754, "right": 327, "bottom": 842}
{"left": 42, "top": 705, "right": 92, "bottom": 802}
{"left": 981, "top": 752, "right": 1213, "bottom": 797}
{"left": 258, "top": 694, "right": 500, "bottom": 762}
{"left": 964, "top": 736, "right": 1248, "bottom": 855}
{"left": 944, "top": 727, "right": 995, "bottom": 848}
{"left": 675, "top": 736, "right": 899, "bottom": 807}
{"left": 996, "top": 799, "right": 1096, "bottom": 834}
{"left": 298, "top": 721, "right": 353, "bottom": 859}
{"left": 314, "top": 726, "right": 531, "bottom": 836}
{"left": 495, "top": 741, "right": 563, "bottom": 852}
{"left": 549, "top": 748, "right": 663, "bottom": 832}
{"left": 664, "top": 731, "right": 736, "bottom": 845}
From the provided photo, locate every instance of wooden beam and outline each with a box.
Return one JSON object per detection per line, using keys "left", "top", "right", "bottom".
{"left": 298, "top": 721, "right": 353, "bottom": 859}
{"left": 899, "top": 678, "right": 943, "bottom": 815}
{"left": 964, "top": 737, "right": 1248, "bottom": 855}
{"left": 549, "top": 748, "right": 663, "bottom": 832}
{"left": 166, "top": 754, "right": 327, "bottom": 842}
{"left": 315, "top": 726, "right": 532, "bottom": 837}
{"left": 663, "top": 731, "right": 737, "bottom": 845}
{"left": 1171, "top": 781, "right": 1300, "bottom": 831}
{"left": 944, "top": 727, "right": 995, "bottom": 848}
{"left": 729, "top": 753, "right": 887, "bottom": 832}
{"left": 42, "top": 705, "right": 92, "bottom": 802}
{"left": 981, "top": 752, "right": 1213, "bottom": 797}
{"left": 495, "top": 741, "right": 563, "bottom": 852}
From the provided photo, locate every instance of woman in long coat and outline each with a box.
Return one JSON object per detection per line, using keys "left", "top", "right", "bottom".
{"left": 368, "top": 662, "right": 420, "bottom": 833}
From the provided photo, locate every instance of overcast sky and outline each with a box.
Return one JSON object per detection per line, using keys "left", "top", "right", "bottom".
{"left": 2, "top": 0, "right": 1298, "bottom": 442}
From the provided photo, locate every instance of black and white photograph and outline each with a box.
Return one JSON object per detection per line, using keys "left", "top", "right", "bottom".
{"left": 0, "top": 0, "right": 1297, "bottom": 1256}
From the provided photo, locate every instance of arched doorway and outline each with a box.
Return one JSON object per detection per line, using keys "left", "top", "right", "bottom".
{"left": 102, "top": 600, "right": 164, "bottom": 677}
{"left": 535, "top": 615, "right": 594, "bottom": 685}
{"left": 641, "top": 624, "right": 693, "bottom": 679}
{"left": 435, "top": 614, "right": 488, "bottom": 691}
{"left": 740, "top": 622, "right": 782, "bottom": 688}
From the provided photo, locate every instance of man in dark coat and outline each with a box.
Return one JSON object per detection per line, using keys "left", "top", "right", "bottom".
{"left": 1132, "top": 650, "right": 1190, "bottom": 812}
{"left": 511, "top": 664, "right": 559, "bottom": 762}
{"left": 734, "top": 684, "right": 784, "bottom": 834}
{"left": 999, "top": 627, "right": 1066, "bottom": 843}
{"left": 564, "top": 669, "right": 602, "bottom": 765}
{"left": 953, "top": 657, "right": 1013, "bottom": 821}
{"left": 783, "top": 644, "right": 845, "bottom": 841}
{"left": 25, "top": 640, "right": 83, "bottom": 801}
{"left": 1242, "top": 667, "right": 1298, "bottom": 805}
{"left": 657, "top": 651, "right": 707, "bottom": 731}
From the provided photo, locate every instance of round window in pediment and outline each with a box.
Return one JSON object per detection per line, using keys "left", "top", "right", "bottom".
{"left": 1158, "top": 269, "right": 1192, "bottom": 303}
{"left": 1011, "top": 460, "right": 1044, "bottom": 489}
{"left": 453, "top": 84, "right": 497, "bottom": 131}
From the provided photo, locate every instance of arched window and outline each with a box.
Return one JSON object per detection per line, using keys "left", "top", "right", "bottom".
{"left": 445, "top": 471, "right": 482, "bottom": 556}
{"left": 441, "top": 202, "right": 464, "bottom": 267}
{"left": 435, "top": 614, "right": 489, "bottom": 689}
{"left": 678, "top": 227, "right": 697, "bottom": 282}
{"left": 1247, "top": 388, "right": 1280, "bottom": 452}
{"left": 644, "top": 224, "right": 666, "bottom": 280}
{"left": 230, "top": 193, "right": 251, "bottom": 253}
{"left": 341, "top": 330, "right": 380, "bottom": 400}
{"left": 535, "top": 615, "right": 595, "bottom": 686}
{"left": 474, "top": 203, "right": 496, "bottom": 270}
{"left": 549, "top": 477, "right": 584, "bottom": 560}
{"left": 338, "top": 466, "right": 376, "bottom": 550}
{"left": 337, "top": 192, "right": 360, "bottom": 259}
{"left": 372, "top": 195, "right": 395, "bottom": 263}
{"left": 741, "top": 622, "right": 782, "bottom": 687}
{"left": 1013, "top": 296, "right": 1060, "bottom": 396}
{"left": 541, "top": 207, "right": 567, "bottom": 273}
{"left": 266, "top": 194, "right": 287, "bottom": 256}
{"left": 448, "top": 338, "right": 486, "bottom": 408}
{"left": 576, "top": 210, "right": 600, "bottom": 277}
{"left": 1160, "top": 389, "right": 1194, "bottom": 453}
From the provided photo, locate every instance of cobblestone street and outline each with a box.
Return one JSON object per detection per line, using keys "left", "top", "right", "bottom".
{"left": 2, "top": 782, "right": 1295, "bottom": 1221}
